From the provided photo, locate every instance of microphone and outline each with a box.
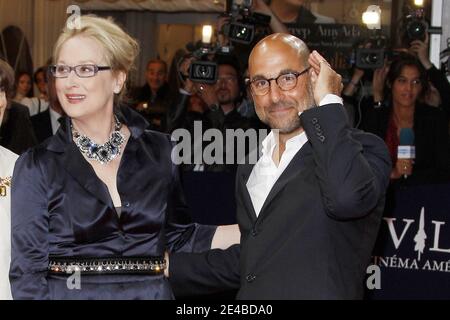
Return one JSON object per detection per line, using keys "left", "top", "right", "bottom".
{"left": 397, "top": 128, "right": 415, "bottom": 179}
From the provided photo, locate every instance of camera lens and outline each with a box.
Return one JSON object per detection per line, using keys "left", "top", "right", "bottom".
{"left": 364, "top": 53, "right": 379, "bottom": 64}
{"left": 194, "top": 65, "right": 213, "bottom": 78}
{"left": 407, "top": 20, "right": 427, "bottom": 41}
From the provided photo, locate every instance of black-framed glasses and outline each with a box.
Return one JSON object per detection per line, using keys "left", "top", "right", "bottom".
{"left": 247, "top": 67, "right": 311, "bottom": 96}
{"left": 49, "top": 64, "right": 111, "bottom": 78}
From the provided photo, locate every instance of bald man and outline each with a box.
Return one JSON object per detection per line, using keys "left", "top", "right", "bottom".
{"left": 170, "top": 34, "right": 391, "bottom": 299}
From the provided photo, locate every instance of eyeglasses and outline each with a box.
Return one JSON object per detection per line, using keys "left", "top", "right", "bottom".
{"left": 247, "top": 67, "right": 311, "bottom": 96}
{"left": 50, "top": 64, "right": 111, "bottom": 78}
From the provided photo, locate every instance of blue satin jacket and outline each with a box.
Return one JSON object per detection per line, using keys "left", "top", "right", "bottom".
{"left": 10, "top": 106, "right": 216, "bottom": 300}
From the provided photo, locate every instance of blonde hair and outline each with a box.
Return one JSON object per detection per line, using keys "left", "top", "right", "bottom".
{"left": 53, "top": 15, "right": 139, "bottom": 99}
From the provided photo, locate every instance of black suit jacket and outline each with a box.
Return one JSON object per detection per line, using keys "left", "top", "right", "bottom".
{"left": 30, "top": 109, "right": 53, "bottom": 144}
{"left": 170, "top": 104, "right": 392, "bottom": 299}
{"left": 0, "top": 102, "right": 37, "bottom": 154}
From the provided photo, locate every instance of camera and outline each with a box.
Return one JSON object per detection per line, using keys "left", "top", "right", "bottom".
{"left": 402, "top": 6, "right": 441, "bottom": 45}
{"left": 189, "top": 60, "right": 218, "bottom": 84}
{"left": 356, "top": 49, "right": 385, "bottom": 70}
{"left": 222, "top": 0, "right": 271, "bottom": 45}
{"left": 404, "top": 8, "right": 428, "bottom": 43}
{"left": 185, "top": 43, "right": 232, "bottom": 84}
{"left": 354, "top": 35, "right": 388, "bottom": 70}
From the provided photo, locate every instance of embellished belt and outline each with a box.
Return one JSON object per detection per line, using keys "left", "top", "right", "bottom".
{"left": 48, "top": 256, "right": 166, "bottom": 275}
{"left": 0, "top": 176, "right": 11, "bottom": 197}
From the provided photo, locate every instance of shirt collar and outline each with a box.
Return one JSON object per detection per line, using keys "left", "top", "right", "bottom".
{"left": 261, "top": 130, "right": 308, "bottom": 158}
{"left": 46, "top": 105, "right": 150, "bottom": 153}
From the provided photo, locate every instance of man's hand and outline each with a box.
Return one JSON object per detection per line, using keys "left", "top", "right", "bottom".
{"left": 216, "top": 15, "right": 231, "bottom": 47}
{"left": 252, "top": 0, "right": 273, "bottom": 16}
{"left": 252, "top": 0, "right": 289, "bottom": 33}
{"left": 179, "top": 56, "right": 196, "bottom": 93}
{"left": 308, "top": 50, "right": 343, "bottom": 105}
{"left": 196, "top": 83, "right": 219, "bottom": 109}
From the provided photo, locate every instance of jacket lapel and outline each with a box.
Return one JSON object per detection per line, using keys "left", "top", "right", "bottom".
{"left": 62, "top": 143, "right": 114, "bottom": 209}
{"left": 47, "top": 117, "right": 114, "bottom": 209}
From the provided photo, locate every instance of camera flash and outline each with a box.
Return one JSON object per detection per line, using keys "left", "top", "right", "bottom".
{"left": 362, "top": 5, "right": 381, "bottom": 30}
{"left": 202, "top": 25, "right": 213, "bottom": 44}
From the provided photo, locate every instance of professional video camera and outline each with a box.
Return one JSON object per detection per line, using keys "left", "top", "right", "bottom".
{"left": 184, "top": 37, "right": 232, "bottom": 84}
{"left": 221, "top": 0, "right": 271, "bottom": 45}
{"left": 354, "top": 34, "right": 389, "bottom": 70}
{"left": 187, "top": 44, "right": 218, "bottom": 84}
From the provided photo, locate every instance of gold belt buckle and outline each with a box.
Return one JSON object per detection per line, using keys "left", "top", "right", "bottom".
{"left": 0, "top": 176, "right": 11, "bottom": 197}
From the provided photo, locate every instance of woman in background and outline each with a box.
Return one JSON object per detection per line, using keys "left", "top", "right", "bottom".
{"left": 13, "top": 71, "right": 33, "bottom": 103}
{"left": 360, "top": 54, "right": 450, "bottom": 185}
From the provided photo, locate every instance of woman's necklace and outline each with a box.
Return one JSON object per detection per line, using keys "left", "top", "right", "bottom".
{"left": 71, "top": 115, "right": 125, "bottom": 165}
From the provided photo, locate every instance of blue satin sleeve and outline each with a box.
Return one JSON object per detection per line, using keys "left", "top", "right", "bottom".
{"left": 10, "top": 149, "right": 50, "bottom": 300}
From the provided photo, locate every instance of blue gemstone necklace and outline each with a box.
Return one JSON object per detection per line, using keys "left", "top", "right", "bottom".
{"left": 72, "top": 115, "right": 125, "bottom": 165}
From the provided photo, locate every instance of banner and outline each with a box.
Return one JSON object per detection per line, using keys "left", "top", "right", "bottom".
{"left": 285, "top": 23, "right": 374, "bottom": 81}
{"left": 367, "top": 183, "right": 450, "bottom": 299}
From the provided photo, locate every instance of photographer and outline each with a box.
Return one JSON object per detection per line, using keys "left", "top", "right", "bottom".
{"left": 167, "top": 53, "right": 258, "bottom": 172}
{"left": 217, "top": 0, "right": 288, "bottom": 70}
{"left": 408, "top": 34, "right": 450, "bottom": 117}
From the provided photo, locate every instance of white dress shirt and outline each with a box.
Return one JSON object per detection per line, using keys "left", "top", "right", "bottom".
{"left": 21, "top": 97, "right": 49, "bottom": 116}
{"left": 0, "top": 146, "right": 18, "bottom": 300}
{"left": 247, "top": 94, "right": 342, "bottom": 217}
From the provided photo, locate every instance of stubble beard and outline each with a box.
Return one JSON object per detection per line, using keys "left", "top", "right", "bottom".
{"left": 265, "top": 83, "right": 316, "bottom": 134}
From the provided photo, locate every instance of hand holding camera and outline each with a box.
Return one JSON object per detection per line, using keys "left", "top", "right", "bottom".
{"left": 409, "top": 33, "right": 433, "bottom": 70}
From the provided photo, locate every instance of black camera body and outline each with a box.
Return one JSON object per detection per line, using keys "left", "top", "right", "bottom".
{"left": 187, "top": 46, "right": 233, "bottom": 84}
{"left": 354, "top": 35, "right": 388, "bottom": 70}
{"left": 189, "top": 60, "right": 218, "bottom": 84}
{"left": 222, "top": 0, "right": 271, "bottom": 45}
{"left": 404, "top": 8, "right": 428, "bottom": 43}
{"left": 356, "top": 48, "right": 385, "bottom": 70}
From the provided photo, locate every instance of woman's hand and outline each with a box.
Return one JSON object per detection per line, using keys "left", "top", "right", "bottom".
{"left": 372, "top": 63, "right": 389, "bottom": 102}
{"left": 391, "top": 159, "right": 414, "bottom": 179}
{"left": 409, "top": 33, "right": 433, "bottom": 70}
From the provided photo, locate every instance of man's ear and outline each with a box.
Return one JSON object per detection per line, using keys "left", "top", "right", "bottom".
{"left": 114, "top": 71, "right": 127, "bottom": 94}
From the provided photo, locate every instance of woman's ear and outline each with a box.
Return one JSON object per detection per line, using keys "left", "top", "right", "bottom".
{"left": 113, "top": 71, "right": 127, "bottom": 94}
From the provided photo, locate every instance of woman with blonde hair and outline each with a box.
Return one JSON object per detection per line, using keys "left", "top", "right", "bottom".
{"left": 10, "top": 15, "right": 238, "bottom": 300}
